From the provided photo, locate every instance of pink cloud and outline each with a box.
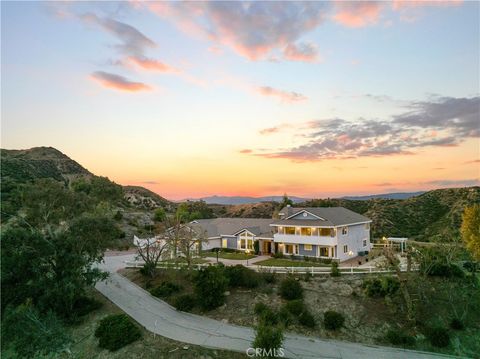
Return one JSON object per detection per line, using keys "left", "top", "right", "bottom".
{"left": 90, "top": 71, "right": 151, "bottom": 92}
{"left": 283, "top": 42, "right": 320, "bottom": 63}
{"left": 127, "top": 56, "right": 178, "bottom": 73}
{"left": 333, "top": 1, "right": 384, "bottom": 28}
{"left": 257, "top": 86, "right": 307, "bottom": 103}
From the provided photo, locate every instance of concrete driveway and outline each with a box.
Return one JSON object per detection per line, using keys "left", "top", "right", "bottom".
{"left": 96, "top": 254, "right": 451, "bottom": 359}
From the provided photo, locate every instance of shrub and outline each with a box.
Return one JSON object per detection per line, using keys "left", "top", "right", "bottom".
{"left": 173, "top": 294, "right": 196, "bottom": 312}
{"left": 284, "top": 299, "right": 305, "bottom": 316}
{"left": 278, "top": 306, "right": 293, "bottom": 327}
{"left": 140, "top": 262, "right": 157, "bottom": 277}
{"left": 95, "top": 314, "right": 141, "bottom": 351}
{"left": 258, "top": 307, "right": 280, "bottom": 326}
{"left": 427, "top": 263, "right": 464, "bottom": 278}
{"left": 426, "top": 327, "right": 450, "bottom": 348}
{"left": 385, "top": 328, "right": 415, "bottom": 346}
{"left": 194, "top": 266, "right": 228, "bottom": 310}
{"left": 262, "top": 271, "right": 277, "bottom": 284}
{"left": 253, "top": 324, "right": 284, "bottom": 358}
{"left": 449, "top": 318, "right": 465, "bottom": 330}
{"left": 150, "top": 281, "right": 182, "bottom": 298}
{"left": 113, "top": 210, "right": 123, "bottom": 221}
{"left": 330, "top": 261, "right": 341, "bottom": 277}
{"left": 363, "top": 276, "right": 400, "bottom": 298}
{"left": 273, "top": 252, "right": 284, "bottom": 259}
{"left": 225, "top": 265, "right": 259, "bottom": 288}
{"left": 70, "top": 296, "right": 103, "bottom": 320}
{"left": 279, "top": 277, "right": 303, "bottom": 300}
{"left": 463, "top": 261, "right": 478, "bottom": 273}
{"left": 254, "top": 240, "right": 260, "bottom": 255}
{"left": 299, "top": 310, "right": 316, "bottom": 328}
{"left": 254, "top": 302, "right": 269, "bottom": 316}
{"left": 323, "top": 310, "right": 345, "bottom": 330}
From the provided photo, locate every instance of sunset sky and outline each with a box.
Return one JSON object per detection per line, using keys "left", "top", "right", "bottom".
{"left": 2, "top": 1, "right": 479, "bottom": 200}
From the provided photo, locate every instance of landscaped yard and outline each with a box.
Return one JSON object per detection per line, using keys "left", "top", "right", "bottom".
{"left": 120, "top": 264, "right": 480, "bottom": 358}
{"left": 200, "top": 251, "right": 256, "bottom": 260}
{"left": 68, "top": 290, "right": 246, "bottom": 359}
{"left": 162, "top": 257, "right": 210, "bottom": 265}
{"left": 255, "top": 258, "right": 330, "bottom": 267}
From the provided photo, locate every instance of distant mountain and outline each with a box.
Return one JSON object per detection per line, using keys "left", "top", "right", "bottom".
{"left": 188, "top": 195, "right": 308, "bottom": 205}
{"left": 342, "top": 191, "right": 425, "bottom": 200}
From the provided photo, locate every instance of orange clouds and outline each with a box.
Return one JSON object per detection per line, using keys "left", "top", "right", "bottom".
{"left": 257, "top": 86, "right": 307, "bottom": 103}
{"left": 127, "top": 56, "right": 178, "bottom": 73}
{"left": 90, "top": 71, "right": 151, "bottom": 92}
{"left": 283, "top": 43, "right": 320, "bottom": 63}
{"left": 333, "top": 1, "right": 384, "bottom": 28}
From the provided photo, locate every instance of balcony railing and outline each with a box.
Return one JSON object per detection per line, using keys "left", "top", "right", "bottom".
{"left": 273, "top": 233, "right": 336, "bottom": 246}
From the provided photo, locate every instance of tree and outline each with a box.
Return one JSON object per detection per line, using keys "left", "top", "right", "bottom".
{"left": 194, "top": 266, "right": 228, "bottom": 310}
{"left": 153, "top": 207, "right": 166, "bottom": 222}
{"left": 136, "top": 237, "right": 169, "bottom": 278}
{"left": 461, "top": 204, "right": 480, "bottom": 260}
{"left": 177, "top": 225, "right": 206, "bottom": 270}
{"left": 279, "top": 193, "right": 293, "bottom": 209}
{"left": 175, "top": 200, "right": 213, "bottom": 222}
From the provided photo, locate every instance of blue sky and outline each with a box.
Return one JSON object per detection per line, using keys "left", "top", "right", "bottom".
{"left": 2, "top": 1, "right": 479, "bottom": 199}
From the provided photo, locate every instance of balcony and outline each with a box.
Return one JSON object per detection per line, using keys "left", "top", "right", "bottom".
{"left": 273, "top": 233, "right": 336, "bottom": 246}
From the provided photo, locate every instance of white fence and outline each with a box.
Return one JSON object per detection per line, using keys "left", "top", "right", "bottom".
{"left": 124, "top": 260, "right": 404, "bottom": 275}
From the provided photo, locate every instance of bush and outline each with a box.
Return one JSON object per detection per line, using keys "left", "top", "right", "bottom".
{"left": 299, "top": 310, "right": 316, "bottom": 328}
{"left": 194, "top": 266, "right": 228, "bottom": 310}
{"left": 330, "top": 261, "right": 340, "bottom": 277}
{"left": 258, "top": 307, "right": 280, "bottom": 326}
{"left": 113, "top": 210, "right": 123, "bottom": 221}
{"left": 463, "top": 261, "right": 478, "bottom": 273}
{"left": 150, "top": 281, "right": 182, "bottom": 298}
{"left": 262, "top": 271, "right": 277, "bottom": 284}
{"left": 95, "top": 314, "right": 141, "bottom": 351}
{"left": 173, "top": 294, "right": 196, "bottom": 312}
{"left": 385, "top": 329, "right": 415, "bottom": 346}
{"left": 254, "top": 240, "right": 260, "bottom": 255}
{"left": 363, "top": 276, "right": 400, "bottom": 298}
{"left": 225, "top": 265, "right": 260, "bottom": 288}
{"left": 284, "top": 299, "right": 305, "bottom": 316}
{"left": 427, "top": 263, "right": 464, "bottom": 278}
{"left": 273, "top": 252, "right": 284, "bottom": 259}
{"left": 426, "top": 327, "right": 450, "bottom": 348}
{"left": 278, "top": 306, "right": 293, "bottom": 327}
{"left": 323, "top": 310, "right": 345, "bottom": 330}
{"left": 279, "top": 277, "right": 303, "bottom": 300}
{"left": 450, "top": 318, "right": 465, "bottom": 330}
{"left": 140, "top": 262, "right": 157, "bottom": 277}
{"left": 70, "top": 296, "right": 103, "bottom": 320}
{"left": 253, "top": 324, "right": 284, "bottom": 358}
{"left": 254, "top": 302, "right": 269, "bottom": 315}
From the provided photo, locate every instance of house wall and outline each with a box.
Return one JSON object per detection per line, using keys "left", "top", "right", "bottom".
{"left": 336, "top": 224, "right": 370, "bottom": 261}
{"left": 202, "top": 238, "right": 221, "bottom": 250}
{"left": 298, "top": 244, "right": 317, "bottom": 256}
{"left": 223, "top": 236, "right": 237, "bottom": 249}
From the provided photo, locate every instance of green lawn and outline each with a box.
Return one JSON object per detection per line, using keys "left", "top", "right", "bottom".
{"left": 200, "top": 251, "right": 256, "bottom": 260}
{"left": 255, "top": 258, "right": 330, "bottom": 267}
{"left": 162, "top": 257, "right": 210, "bottom": 265}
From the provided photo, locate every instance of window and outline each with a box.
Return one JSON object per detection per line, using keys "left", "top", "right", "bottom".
{"left": 222, "top": 239, "right": 227, "bottom": 248}
{"left": 343, "top": 245, "right": 348, "bottom": 253}
{"left": 320, "top": 228, "right": 331, "bottom": 236}
{"left": 304, "top": 244, "right": 313, "bottom": 251}
{"left": 300, "top": 227, "right": 312, "bottom": 236}
{"left": 365, "top": 223, "right": 370, "bottom": 230}
{"left": 363, "top": 240, "right": 367, "bottom": 247}
{"left": 285, "top": 227, "right": 296, "bottom": 235}
{"left": 320, "top": 247, "right": 329, "bottom": 257}
{"left": 341, "top": 227, "right": 348, "bottom": 235}
{"left": 247, "top": 239, "right": 254, "bottom": 250}
{"left": 240, "top": 239, "right": 246, "bottom": 249}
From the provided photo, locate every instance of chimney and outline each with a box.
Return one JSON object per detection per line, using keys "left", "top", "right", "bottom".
{"left": 286, "top": 204, "right": 292, "bottom": 216}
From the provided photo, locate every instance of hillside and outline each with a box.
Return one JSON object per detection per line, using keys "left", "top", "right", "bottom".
{"left": 124, "top": 185, "right": 171, "bottom": 210}
{"left": 190, "top": 195, "right": 307, "bottom": 205}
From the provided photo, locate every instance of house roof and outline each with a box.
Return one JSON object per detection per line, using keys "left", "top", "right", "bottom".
{"left": 189, "top": 218, "right": 275, "bottom": 238}
{"left": 270, "top": 218, "right": 335, "bottom": 227}
{"left": 277, "top": 207, "right": 371, "bottom": 226}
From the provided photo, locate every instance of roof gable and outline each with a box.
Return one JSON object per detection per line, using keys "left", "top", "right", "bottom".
{"left": 286, "top": 209, "right": 325, "bottom": 221}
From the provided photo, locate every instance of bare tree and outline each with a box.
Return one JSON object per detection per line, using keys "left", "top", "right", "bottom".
{"left": 177, "top": 225, "right": 207, "bottom": 270}
{"left": 135, "top": 236, "right": 169, "bottom": 278}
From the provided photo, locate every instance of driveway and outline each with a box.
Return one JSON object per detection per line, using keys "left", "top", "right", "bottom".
{"left": 96, "top": 254, "right": 450, "bottom": 359}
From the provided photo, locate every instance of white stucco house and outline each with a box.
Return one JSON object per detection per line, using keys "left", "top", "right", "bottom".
{"left": 189, "top": 206, "right": 372, "bottom": 262}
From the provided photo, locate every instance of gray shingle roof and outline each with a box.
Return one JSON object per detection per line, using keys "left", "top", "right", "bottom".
{"left": 278, "top": 207, "right": 371, "bottom": 226}
{"left": 189, "top": 218, "right": 275, "bottom": 238}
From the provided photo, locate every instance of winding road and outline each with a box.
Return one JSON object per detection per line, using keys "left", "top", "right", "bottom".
{"left": 95, "top": 254, "right": 452, "bottom": 359}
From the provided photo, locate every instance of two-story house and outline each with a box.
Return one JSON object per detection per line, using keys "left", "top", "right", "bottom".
{"left": 188, "top": 206, "right": 371, "bottom": 262}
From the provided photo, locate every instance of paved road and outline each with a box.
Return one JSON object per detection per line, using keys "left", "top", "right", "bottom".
{"left": 96, "top": 254, "right": 451, "bottom": 359}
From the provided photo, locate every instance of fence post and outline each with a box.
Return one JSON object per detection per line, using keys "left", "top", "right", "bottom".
{"left": 369, "top": 267, "right": 372, "bottom": 273}
{"left": 311, "top": 267, "right": 314, "bottom": 276}
{"left": 350, "top": 266, "right": 353, "bottom": 274}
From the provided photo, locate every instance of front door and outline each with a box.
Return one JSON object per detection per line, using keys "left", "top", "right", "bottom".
{"left": 264, "top": 241, "right": 272, "bottom": 254}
